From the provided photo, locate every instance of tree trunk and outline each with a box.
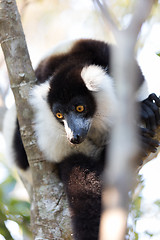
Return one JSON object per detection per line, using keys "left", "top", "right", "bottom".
{"left": 0, "top": 0, "right": 72, "bottom": 239}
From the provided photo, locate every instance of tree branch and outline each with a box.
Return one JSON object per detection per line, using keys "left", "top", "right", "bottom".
{"left": 93, "top": 1, "right": 157, "bottom": 240}
{"left": 128, "top": 0, "right": 157, "bottom": 36}
{"left": 93, "top": 0, "right": 119, "bottom": 39}
{"left": 0, "top": 0, "right": 72, "bottom": 239}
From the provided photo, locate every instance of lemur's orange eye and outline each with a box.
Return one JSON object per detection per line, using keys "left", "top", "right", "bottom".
{"left": 76, "top": 105, "right": 84, "bottom": 113}
{"left": 56, "top": 113, "right": 63, "bottom": 119}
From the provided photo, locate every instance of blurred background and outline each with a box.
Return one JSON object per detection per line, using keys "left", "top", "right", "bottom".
{"left": 0, "top": 0, "right": 160, "bottom": 239}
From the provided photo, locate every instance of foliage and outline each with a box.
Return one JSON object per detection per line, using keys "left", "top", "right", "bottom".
{"left": 0, "top": 159, "right": 31, "bottom": 240}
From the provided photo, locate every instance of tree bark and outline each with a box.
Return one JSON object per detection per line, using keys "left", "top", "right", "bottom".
{"left": 0, "top": 0, "right": 72, "bottom": 239}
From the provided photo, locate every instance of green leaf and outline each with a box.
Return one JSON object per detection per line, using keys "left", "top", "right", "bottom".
{"left": 154, "top": 200, "right": 160, "bottom": 207}
{"left": 156, "top": 52, "right": 160, "bottom": 57}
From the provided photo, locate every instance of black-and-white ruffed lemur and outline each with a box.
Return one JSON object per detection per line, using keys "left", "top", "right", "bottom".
{"left": 3, "top": 39, "right": 160, "bottom": 240}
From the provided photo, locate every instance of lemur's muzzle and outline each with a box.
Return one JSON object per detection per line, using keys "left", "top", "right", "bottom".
{"left": 64, "top": 112, "right": 91, "bottom": 144}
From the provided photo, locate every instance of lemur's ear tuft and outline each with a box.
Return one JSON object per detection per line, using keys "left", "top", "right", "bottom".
{"left": 81, "top": 65, "right": 108, "bottom": 92}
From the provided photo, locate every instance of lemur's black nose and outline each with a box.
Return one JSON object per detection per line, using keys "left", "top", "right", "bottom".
{"left": 70, "top": 135, "right": 81, "bottom": 144}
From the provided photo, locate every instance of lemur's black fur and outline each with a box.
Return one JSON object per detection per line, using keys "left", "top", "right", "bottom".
{"left": 58, "top": 150, "right": 106, "bottom": 240}
{"left": 13, "top": 120, "right": 29, "bottom": 170}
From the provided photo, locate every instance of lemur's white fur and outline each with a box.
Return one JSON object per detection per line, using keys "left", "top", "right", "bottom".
{"left": 136, "top": 80, "right": 149, "bottom": 101}
{"left": 29, "top": 65, "right": 117, "bottom": 163}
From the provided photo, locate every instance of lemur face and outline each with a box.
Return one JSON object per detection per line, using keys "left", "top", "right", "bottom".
{"left": 52, "top": 96, "right": 93, "bottom": 144}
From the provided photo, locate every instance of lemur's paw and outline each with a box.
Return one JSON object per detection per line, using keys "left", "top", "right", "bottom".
{"left": 140, "top": 93, "right": 160, "bottom": 130}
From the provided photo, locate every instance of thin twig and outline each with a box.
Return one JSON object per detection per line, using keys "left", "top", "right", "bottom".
{"left": 93, "top": 0, "right": 119, "bottom": 39}
{"left": 126, "top": 0, "right": 156, "bottom": 43}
